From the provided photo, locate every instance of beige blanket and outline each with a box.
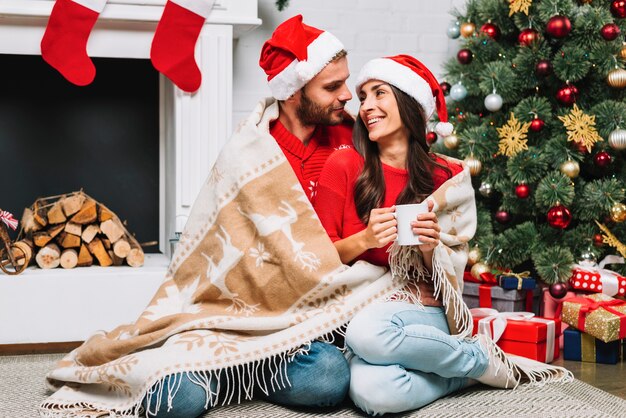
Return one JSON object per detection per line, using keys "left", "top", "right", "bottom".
{"left": 39, "top": 99, "right": 488, "bottom": 417}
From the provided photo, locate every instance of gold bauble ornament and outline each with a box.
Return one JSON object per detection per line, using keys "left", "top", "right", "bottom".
{"left": 607, "top": 68, "right": 626, "bottom": 89}
{"left": 443, "top": 134, "right": 459, "bottom": 149}
{"left": 464, "top": 154, "right": 482, "bottom": 176}
{"left": 460, "top": 22, "right": 476, "bottom": 38}
{"left": 610, "top": 203, "right": 626, "bottom": 223}
{"left": 467, "top": 247, "right": 482, "bottom": 266}
{"left": 560, "top": 160, "right": 580, "bottom": 178}
{"left": 471, "top": 262, "right": 490, "bottom": 280}
{"left": 608, "top": 128, "right": 626, "bottom": 151}
{"left": 620, "top": 43, "right": 626, "bottom": 61}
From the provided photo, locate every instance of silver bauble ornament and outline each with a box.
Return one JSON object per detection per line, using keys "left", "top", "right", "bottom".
{"left": 608, "top": 128, "right": 626, "bottom": 150}
{"left": 560, "top": 160, "right": 580, "bottom": 178}
{"left": 484, "top": 92, "right": 503, "bottom": 112}
{"left": 447, "top": 22, "right": 461, "bottom": 39}
{"left": 449, "top": 82, "right": 468, "bottom": 101}
{"left": 579, "top": 249, "right": 597, "bottom": 265}
{"left": 607, "top": 68, "right": 626, "bottom": 89}
{"left": 443, "top": 134, "right": 460, "bottom": 149}
{"left": 464, "top": 154, "right": 482, "bottom": 176}
{"left": 479, "top": 182, "right": 493, "bottom": 197}
{"left": 467, "top": 247, "right": 482, "bottom": 266}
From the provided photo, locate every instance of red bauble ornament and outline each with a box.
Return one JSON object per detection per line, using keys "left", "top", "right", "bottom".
{"left": 495, "top": 210, "right": 511, "bottom": 224}
{"left": 549, "top": 282, "right": 568, "bottom": 299}
{"left": 546, "top": 15, "right": 572, "bottom": 38}
{"left": 611, "top": 1, "right": 626, "bottom": 19}
{"left": 556, "top": 84, "right": 578, "bottom": 106}
{"left": 593, "top": 233, "right": 604, "bottom": 247}
{"left": 529, "top": 118, "right": 545, "bottom": 132}
{"left": 457, "top": 49, "right": 473, "bottom": 64}
{"left": 518, "top": 28, "right": 539, "bottom": 46}
{"left": 426, "top": 131, "right": 437, "bottom": 145}
{"left": 571, "top": 140, "right": 589, "bottom": 154}
{"left": 481, "top": 22, "right": 501, "bottom": 40}
{"left": 535, "top": 59, "right": 552, "bottom": 77}
{"left": 515, "top": 184, "right": 531, "bottom": 199}
{"left": 600, "top": 23, "right": 621, "bottom": 41}
{"left": 547, "top": 204, "right": 572, "bottom": 229}
{"left": 440, "top": 81, "right": 451, "bottom": 96}
{"left": 594, "top": 151, "right": 612, "bottom": 167}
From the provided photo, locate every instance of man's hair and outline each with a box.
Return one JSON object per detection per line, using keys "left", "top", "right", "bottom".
{"left": 352, "top": 85, "right": 452, "bottom": 224}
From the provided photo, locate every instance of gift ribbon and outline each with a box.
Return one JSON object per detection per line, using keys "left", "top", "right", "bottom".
{"left": 565, "top": 296, "right": 626, "bottom": 339}
{"left": 501, "top": 271, "right": 531, "bottom": 290}
{"left": 0, "top": 210, "right": 18, "bottom": 231}
{"left": 573, "top": 256, "right": 625, "bottom": 297}
{"left": 581, "top": 332, "right": 595, "bottom": 362}
{"left": 469, "top": 308, "right": 556, "bottom": 363}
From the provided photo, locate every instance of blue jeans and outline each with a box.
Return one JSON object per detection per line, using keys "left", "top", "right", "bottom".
{"left": 143, "top": 341, "right": 349, "bottom": 417}
{"left": 345, "top": 301, "right": 488, "bottom": 416}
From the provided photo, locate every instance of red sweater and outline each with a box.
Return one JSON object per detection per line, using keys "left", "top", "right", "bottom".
{"left": 314, "top": 148, "right": 463, "bottom": 267}
{"left": 270, "top": 118, "right": 353, "bottom": 201}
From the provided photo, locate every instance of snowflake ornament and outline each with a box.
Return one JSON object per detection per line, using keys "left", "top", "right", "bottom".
{"left": 509, "top": 0, "right": 532, "bottom": 16}
{"left": 558, "top": 104, "right": 603, "bottom": 153}
{"left": 496, "top": 113, "right": 531, "bottom": 157}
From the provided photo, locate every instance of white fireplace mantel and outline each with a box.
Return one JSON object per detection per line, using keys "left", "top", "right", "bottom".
{"left": 0, "top": 0, "right": 261, "bottom": 345}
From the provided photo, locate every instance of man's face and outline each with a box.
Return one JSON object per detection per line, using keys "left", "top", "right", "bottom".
{"left": 295, "top": 56, "right": 352, "bottom": 126}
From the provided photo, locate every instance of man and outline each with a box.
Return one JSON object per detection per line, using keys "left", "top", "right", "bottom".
{"left": 145, "top": 15, "right": 355, "bottom": 417}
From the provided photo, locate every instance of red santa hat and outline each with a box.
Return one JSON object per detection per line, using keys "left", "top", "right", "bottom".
{"left": 259, "top": 15, "right": 344, "bottom": 100}
{"left": 355, "top": 55, "right": 454, "bottom": 137}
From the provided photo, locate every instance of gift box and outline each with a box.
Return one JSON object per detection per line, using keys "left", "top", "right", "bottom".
{"left": 540, "top": 288, "right": 577, "bottom": 319}
{"left": 497, "top": 274, "right": 536, "bottom": 290}
{"left": 563, "top": 328, "right": 622, "bottom": 364}
{"left": 569, "top": 268, "right": 626, "bottom": 298}
{"left": 471, "top": 309, "right": 560, "bottom": 363}
{"left": 561, "top": 293, "right": 626, "bottom": 343}
{"left": 462, "top": 281, "right": 541, "bottom": 314}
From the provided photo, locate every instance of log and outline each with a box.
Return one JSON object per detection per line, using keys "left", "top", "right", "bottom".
{"left": 47, "top": 201, "right": 67, "bottom": 224}
{"left": 109, "top": 250, "right": 124, "bottom": 266}
{"left": 64, "top": 222, "right": 82, "bottom": 236}
{"left": 33, "top": 203, "right": 48, "bottom": 228}
{"left": 98, "top": 204, "right": 114, "bottom": 222}
{"left": 126, "top": 247, "right": 145, "bottom": 268}
{"left": 113, "top": 239, "right": 131, "bottom": 258}
{"left": 57, "top": 231, "right": 82, "bottom": 249}
{"left": 33, "top": 224, "right": 64, "bottom": 247}
{"left": 21, "top": 208, "right": 42, "bottom": 233}
{"left": 81, "top": 224, "right": 100, "bottom": 244}
{"left": 77, "top": 244, "right": 93, "bottom": 267}
{"left": 71, "top": 199, "right": 97, "bottom": 225}
{"left": 35, "top": 243, "right": 61, "bottom": 269}
{"left": 12, "top": 239, "right": 33, "bottom": 267}
{"left": 100, "top": 219, "right": 125, "bottom": 243}
{"left": 87, "top": 237, "right": 113, "bottom": 267}
{"left": 61, "top": 193, "right": 86, "bottom": 217}
{"left": 102, "top": 237, "right": 112, "bottom": 250}
{"left": 60, "top": 249, "right": 78, "bottom": 269}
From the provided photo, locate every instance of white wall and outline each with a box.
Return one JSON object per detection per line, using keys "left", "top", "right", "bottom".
{"left": 232, "top": 0, "right": 466, "bottom": 124}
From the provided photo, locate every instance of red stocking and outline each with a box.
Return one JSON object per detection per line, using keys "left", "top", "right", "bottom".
{"left": 150, "top": 0, "right": 215, "bottom": 93}
{"left": 40, "top": 0, "right": 108, "bottom": 86}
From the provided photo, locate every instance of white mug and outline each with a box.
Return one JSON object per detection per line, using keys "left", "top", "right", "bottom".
{"left": 394, "top": 202, "right": 429, "bottom": 246}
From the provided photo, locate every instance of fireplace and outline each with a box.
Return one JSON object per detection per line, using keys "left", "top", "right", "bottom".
{"left": 0, "top": 0, "right": 260, "bottom": 345}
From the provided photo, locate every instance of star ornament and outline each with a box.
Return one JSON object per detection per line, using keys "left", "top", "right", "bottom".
{"left": 496, "top": 113, "right": 531, "bottom": 157}
{"left": 558, "top": 104, "right": 603, "bottom": 153}
{"left": 509, "top": 0, "right": 532, "bottom": 16}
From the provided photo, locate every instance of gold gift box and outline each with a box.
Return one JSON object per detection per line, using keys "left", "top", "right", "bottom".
{"left": 561, "top": 293, "right": 626, "bottom": 343}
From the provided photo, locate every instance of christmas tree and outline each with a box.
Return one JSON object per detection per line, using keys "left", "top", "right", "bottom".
{"left": 434, "top": 0, "right": 626, "bottom": 295}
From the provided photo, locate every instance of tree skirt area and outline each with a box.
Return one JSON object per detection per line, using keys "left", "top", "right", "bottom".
{"left": 4, "top": 353, "right": 625, "bottom": 417}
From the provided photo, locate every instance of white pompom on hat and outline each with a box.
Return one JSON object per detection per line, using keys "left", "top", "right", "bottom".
{"left": 259, "top": 15, "right": 344, "bottom": 100}
{"left": 355, "top": 55, "right": 454, "bottom": 137}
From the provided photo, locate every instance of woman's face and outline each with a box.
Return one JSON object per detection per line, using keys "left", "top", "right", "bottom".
{"left": 358, "top": 80, "right": 404, "bottom": 143}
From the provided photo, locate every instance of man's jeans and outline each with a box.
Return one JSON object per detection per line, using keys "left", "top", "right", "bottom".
{"left": 143, "top": 341, "right": 349, "bottom": 417}
{"left": 345, "top": 301, "right": 488, "bottom": 416}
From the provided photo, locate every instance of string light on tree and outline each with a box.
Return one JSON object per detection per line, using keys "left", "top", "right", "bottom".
{"left": 560, "top": 159, "right": 580, "bottom": 178}
{"left": 547, "top": 204, "right": 572, "bottom": 229}
{"left": 608, "top": 128, "right": 626, "bottom": 150}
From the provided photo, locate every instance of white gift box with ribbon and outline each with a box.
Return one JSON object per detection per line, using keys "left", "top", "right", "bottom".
{"left": 570, "top": 255, "right": 626, "bottom": 297}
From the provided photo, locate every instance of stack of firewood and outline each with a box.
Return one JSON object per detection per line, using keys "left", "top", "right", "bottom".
{"left": 17, "top": 191, "right": 144, "bottom": 269}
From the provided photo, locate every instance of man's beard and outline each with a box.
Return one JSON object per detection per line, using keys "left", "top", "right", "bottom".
{"left": 296, "top": 89, "right": 343, "bottom": 126}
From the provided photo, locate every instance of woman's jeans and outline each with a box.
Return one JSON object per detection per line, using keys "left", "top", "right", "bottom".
{"left": 142, "top": 341, "right": 349, "bottom": 417}
{"left": 345, "top": 301, "right": 488, "bottom": 416}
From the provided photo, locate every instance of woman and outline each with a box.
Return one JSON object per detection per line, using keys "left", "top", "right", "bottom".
{"left": 314, "top": 55, "right": 572, "bottom": 416}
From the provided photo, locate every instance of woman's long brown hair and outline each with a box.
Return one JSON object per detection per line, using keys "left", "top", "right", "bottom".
{"left": 353, "top": 85, "right": 452, "bottom": 224}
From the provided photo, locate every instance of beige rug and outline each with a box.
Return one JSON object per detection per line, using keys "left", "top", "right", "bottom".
{"left": 3, "top": 353, "right": 625, "bottom": 417}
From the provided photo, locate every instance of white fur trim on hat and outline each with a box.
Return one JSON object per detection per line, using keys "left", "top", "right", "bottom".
{"left": 355, "top": 58, "right": 436, "bottom": 120}
{"left": 436, "top": 122, "right": 454, "bottom": 137}
{"left": 268, "top": 31, "right": 344, "bottom": 100}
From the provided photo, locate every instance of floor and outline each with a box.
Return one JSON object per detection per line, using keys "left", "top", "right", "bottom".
{"left": 554, "top": 357, "right": 625, "bottom": 399}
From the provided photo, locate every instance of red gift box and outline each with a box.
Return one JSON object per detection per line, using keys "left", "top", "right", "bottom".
{"left": 569, "top": 267, "right": 626, "bottom": 297}
{"left": 471, "top": 308, "right": 561, "bottom": 363}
